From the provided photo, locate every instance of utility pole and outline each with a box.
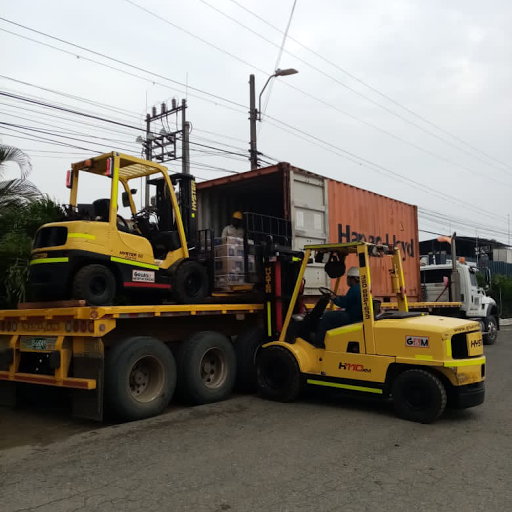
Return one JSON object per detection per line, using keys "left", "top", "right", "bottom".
{"left": 182, "top": 99, "right": 190, "bottom": 175}
{"left": 145, "top": 113, "right": 152, "bottom": 207}
{"left": 140, "top": 100, "right": 188, "bottom": 205}
{"left": 249, "top": 74, "right": 258, "bottom": 170}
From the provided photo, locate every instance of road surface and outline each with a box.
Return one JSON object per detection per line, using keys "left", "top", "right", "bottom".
{"left": 0, "top": 329, "right": 510, "bottom": 511}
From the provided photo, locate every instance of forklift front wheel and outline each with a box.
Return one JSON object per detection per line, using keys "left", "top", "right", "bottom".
{"left": 173, "top": 260, "right": 209, "bottom": 304}
{"left": 391, "top": 369, "right": 447, "bottom": 424}
{"left": 256, "top": 345, "right": 302, "bottom": 402}
{"left": 72, "top": 264, "right": 116, "bottom": 306}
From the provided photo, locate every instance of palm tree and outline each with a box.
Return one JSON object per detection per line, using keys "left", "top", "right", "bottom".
{"left": 0, "top": 144, "right": 39, "bottom": 209}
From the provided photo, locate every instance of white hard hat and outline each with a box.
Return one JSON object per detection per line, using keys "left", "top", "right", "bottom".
{"left": 347, "top": 267, "right": 359, "bottom": 278}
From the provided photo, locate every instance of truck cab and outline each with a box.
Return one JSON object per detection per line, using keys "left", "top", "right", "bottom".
{"left": 420, "top": 260, "right": 499, "bottom": 343}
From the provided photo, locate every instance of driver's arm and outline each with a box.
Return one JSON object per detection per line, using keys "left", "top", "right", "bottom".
{"left": 333, "top": 295, "right": 347, "bottom": 308}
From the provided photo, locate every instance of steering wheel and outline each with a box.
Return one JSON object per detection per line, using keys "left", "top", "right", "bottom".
{"left": 117, "top": 215, "right": 130, "bottom": 231}
{"left": 319, "top": 286, "right": 337, "bottom": 300}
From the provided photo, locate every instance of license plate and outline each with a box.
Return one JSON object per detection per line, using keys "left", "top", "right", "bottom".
{"left": 467, "top": 332, "right": 484, "bottom": 356}
{"left": 20, "top": 337, "right": 57, "bottom": 351}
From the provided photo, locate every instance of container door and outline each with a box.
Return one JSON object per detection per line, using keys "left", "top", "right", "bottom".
{"left": 289, "top": 170, "right": 329, "bottom": 295}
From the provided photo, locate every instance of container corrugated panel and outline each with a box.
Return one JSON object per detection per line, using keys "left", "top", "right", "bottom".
{"left": 327, "top": 179, "right": 420, "bottom": 301}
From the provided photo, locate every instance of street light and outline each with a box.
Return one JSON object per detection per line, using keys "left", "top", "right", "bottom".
{"left": 249, "top": 68, "right": 299, "bottom": 170}
{"left": 258, "top": 68, "right": 298, "bottom": 121}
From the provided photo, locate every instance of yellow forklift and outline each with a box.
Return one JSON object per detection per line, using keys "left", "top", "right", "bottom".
{"left": 28, "top": 152, "right": 210, "bottom": 306}
{"left": 256, "top": 241, "right": 486, "bottom": 423}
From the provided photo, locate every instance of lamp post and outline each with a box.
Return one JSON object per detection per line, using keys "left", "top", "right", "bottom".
{"left": 249, "top": 68, "right": 298, "bottom": 170}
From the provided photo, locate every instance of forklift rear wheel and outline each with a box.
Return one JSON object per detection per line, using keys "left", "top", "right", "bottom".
{"left": 256, "top": 345, "right": 302, "bottom": 402}
{"left": 391, "top": 369, "right": 447, "bottom": 424}
{"left": 176, "top": 331, "right": 236, "bottom": 405}
{"left": 173, "top": 261, "right": 209, "bottom": 304}
{"left": 105, "top": 336, "right": 177, "bottom": 421}
{"left": 483, "top": 315, "right": 498, "bottom": 345}
{"left": 72, "top": 264, "right": 116, "bottom": 306}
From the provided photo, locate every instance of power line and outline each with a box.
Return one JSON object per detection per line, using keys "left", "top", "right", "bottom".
{"left": 263, "top": 114, "right": 507, "bottom": 224}
{"left": 227, "top": 0, "right": 511, "bottom": 173}
{"left": 123, "top": 2, "right": 512, "bottom": 181}
{"left": 0, "top": 22, "right": 247, "bottom": 114}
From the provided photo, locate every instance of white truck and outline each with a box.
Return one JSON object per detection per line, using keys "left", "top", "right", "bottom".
{"left": 385, "top": 233, "right": 499, "bottom": 344}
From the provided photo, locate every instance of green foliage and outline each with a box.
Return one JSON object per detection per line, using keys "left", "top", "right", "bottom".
{"left": 0, "top": 197, "right": 64, "bottom": 308}
{"left": 487, "top": 274, "right": 512, "bottom": 318}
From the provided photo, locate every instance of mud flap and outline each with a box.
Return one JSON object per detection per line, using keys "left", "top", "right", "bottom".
{"left": 72, "top": 356, "right": 104, "bottom": 421}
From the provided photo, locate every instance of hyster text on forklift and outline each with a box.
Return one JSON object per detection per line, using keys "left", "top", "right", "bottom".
{"left": 256, "top": 242, "right": 486, "bottom": 423}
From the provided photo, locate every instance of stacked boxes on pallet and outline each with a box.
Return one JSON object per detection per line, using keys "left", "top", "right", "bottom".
{"left": 214, "top": 236, "right": 255, "bottom": 289}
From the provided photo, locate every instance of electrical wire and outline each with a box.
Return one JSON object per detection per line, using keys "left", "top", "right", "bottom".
{"left": 227, "top": 0, "right": 511, "bottom": 173}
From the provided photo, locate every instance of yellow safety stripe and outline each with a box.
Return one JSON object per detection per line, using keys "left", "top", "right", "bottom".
{"left": 445, "top": 357, "right": 485, "bottom": 368}
{"left": 331, "top": 323, "right": 362, "bottom": 335}
{"left": 307, "top": 379, "right": 383, "bottom": 394}
{"left": 30, "top": 257, "right": 69, "bottom": 266}
{"left": 68, "top": 233, "right": 96, "bottom": 240}
{"left": 111, "top": 256, "right": 159, "bottom": 270}
{"left": 445, "top": 338, "right": 452, "bottom": 358}
{"left": 266, "top": 302, "right": 272, "bottom": 337}
{"left": 415, "top": 354, "right": 434, "bottom": 361}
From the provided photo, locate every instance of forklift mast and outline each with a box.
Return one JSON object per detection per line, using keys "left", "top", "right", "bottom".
{"left": 263, "top": 251, "right": 304, "bottom": 339}
{"left": 151, "top": 173, "right": 198, "bottom": 250}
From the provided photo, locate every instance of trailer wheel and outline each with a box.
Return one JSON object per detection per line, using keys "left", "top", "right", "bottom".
{"left": 105, "top": 336, "right": 177, "bottom": 421}
{"left": 176, "top": 331, "right": 236, "bottom": 405}
{"left": 73, "top": 264, "right": 116, "bottom": 306}
{"left": 235, "top": 327, "right": 267, "bottom": 393}
{"left": 483, "top": 315, "right": 498, "bottom": 345}
{"left": 391, "top": 369, "right": 447, "bottom": 424}
{"left": 256, "top": 345, "right": 302, "bottom": 402}
{"left": 173, "top": 260, "right": 209, "bottom": 304}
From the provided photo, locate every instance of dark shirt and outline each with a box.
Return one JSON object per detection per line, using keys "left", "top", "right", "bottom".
{"left": 333, "top": 284, "right": 363, "bottom": 323}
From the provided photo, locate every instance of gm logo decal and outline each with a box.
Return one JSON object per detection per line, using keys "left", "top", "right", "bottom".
{"left": 406, "top": 336, "right": 429, "bottom": 348}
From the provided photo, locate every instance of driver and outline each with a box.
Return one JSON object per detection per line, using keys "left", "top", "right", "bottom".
{"left": 316, "top": 267, "right": 363, "bottom": 343}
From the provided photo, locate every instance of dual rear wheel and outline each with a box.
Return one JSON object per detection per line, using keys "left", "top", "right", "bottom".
{"left": 105, "top": 332, "right": 236, "bottom": 421}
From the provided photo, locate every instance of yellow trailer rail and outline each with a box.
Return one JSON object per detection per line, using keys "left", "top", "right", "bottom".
{"left": 381, "top": 302, "right": 462, "bottom": 311}
{"left": 0, "top": 303, "right": 264, "bottom": 421}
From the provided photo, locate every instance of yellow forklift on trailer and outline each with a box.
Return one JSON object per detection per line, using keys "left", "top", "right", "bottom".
{"left": 28, "top": 152, "right": 209, "bottom": 306}
{"left": 256, "top": 242, "right": 486, "bottom": 423}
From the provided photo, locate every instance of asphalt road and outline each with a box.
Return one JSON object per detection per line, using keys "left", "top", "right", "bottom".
{"left": 0, "top": 329, "right": 510, "bottom": 512}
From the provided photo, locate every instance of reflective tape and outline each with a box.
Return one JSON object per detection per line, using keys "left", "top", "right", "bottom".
{"left": 30, "top": 257, "right": 69, "bottom": 266}
{"left": 307, "top": 379, "right": 383, "bottom": 394}
{"left": 445, "top": 357, "right": 486, "bottom": 368}
{"left": 68, "top": 233, "right": 96, "bottom": 240}
{"left": 111, "top": 256, "right": 159, "bottom": 270}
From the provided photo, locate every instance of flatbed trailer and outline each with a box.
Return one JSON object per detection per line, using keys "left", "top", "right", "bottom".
{"left": 381, "top": 301, "right": 463, "bottom": 313}
{"left": 0, "top": 302, "right": 264, "bottom": 421}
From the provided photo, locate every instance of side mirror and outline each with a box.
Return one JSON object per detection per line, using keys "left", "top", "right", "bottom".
{"left": 121, "top": 192, "right": 131, "bottom": 208}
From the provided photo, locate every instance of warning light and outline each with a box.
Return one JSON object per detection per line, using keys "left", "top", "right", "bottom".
{"left": 66, "top": 170, "right": 73, "bottom": 189}
{"left": 106, "top": 157, "right": 113, "bottom": 177}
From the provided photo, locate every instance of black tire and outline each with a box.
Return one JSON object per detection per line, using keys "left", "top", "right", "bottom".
{"left": 235, "top": 327, "right": 267, "bottom": 393}
{"left": 483, "top": 315, "right": 498, "bottom": 345}
{"left": 173, "top": 260, "right": 209, "bottom": 304}
{"left": 72, "top": 264, "right": 116, "bottom": 306}
{"left": 105, "top": 336, "right": 177, "bottom": 421}
{"left": 256, "top": 345, "right": 302, "bottom": 402}
{"left": 391, "top": 369, "right": 447, "bottom": 424}
{"left": 176, "top": 331, "right": 236, "bottom": 405}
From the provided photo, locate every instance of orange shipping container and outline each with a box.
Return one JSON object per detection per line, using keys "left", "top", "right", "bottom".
{"left": 327, "top": 179, "right": 419, "bottom": 301}
{"left": 197, "top": 162, "right": 420, "bottom": 301}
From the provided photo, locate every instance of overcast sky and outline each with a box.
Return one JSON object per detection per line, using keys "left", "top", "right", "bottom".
{"left": 1, "top": 0, "right": 511, "bottom": 242}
